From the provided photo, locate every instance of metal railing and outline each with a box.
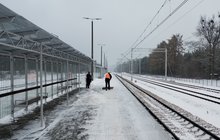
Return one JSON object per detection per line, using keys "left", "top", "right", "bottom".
{"left": 0, "top": 77, "right": 78, "bottom": 119}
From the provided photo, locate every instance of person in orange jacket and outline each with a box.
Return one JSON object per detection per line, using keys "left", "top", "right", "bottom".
{"left": 104, "top": 72, "right": 112, "bottom": 90}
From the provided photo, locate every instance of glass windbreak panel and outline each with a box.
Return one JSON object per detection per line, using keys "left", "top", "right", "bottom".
{"left": 72, "top": 63, "right": 77, "bottom": 88}
{"left": 14, "top": 57, "right": 25, "bottom": 90}
{"left": 80, "top": 64, "right": 88, "bottom": 86}
{"left": 0, "top": 96, "right": 11, "bottom": 118}
{"left": 45, "top": 61, "right": 51, "bottom": 97}
{"left": 81, "top": 64, "right": 90, "bottom": 74}
{"left": 71, "top": 63, "right": 75, "bottom": 88}
{"left": 53, "top": 85, "right": 57, "bottom": 96}
{"left": 46, "top": 61, "right": 52, "bottom": 84}
{"left": 53, "top": 62, "right": 58, "bottom": 82}
{"left": 28, "top": 59, "right": 37, "bottom": 87}
{"left": 57, "top": 63, "right": 62, "bottom": 94}
{"left": 0, "top": 55, "right": 10, "bottom": 94}
{"left": 46, "top": 85, "right": 52, "bottom": 98}
{"left": 27, "top": 59, "right": 38, "bottom": 100}
{"left": 73, "top": 63, "right": 77, "bottom": 77}
{"left": 14, "top": 91, "right": 27, "bottom": 112}
{"left": 69, "top": 63, "right": 73, "bottom": 79}
{"left": 63, "top": 62, "right": 67, "bottom": 80}
{"left": 37, "top": 60, "right": 46, "bottom": 85}
{"left": 58, "top": 63, "right": 62, "bottom": 81}
{"left": 27, "top": 89, "right": 38, "bottom": 100}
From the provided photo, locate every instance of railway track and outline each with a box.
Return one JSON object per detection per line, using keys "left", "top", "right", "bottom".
{"left": 116, "top": 74, "right": 220, "bottom": 140}
{"left": 130, "top": 75, "right": 220, "bottom": 105}
{"left": 166, "top": 81, "right": 220, "bottom": 94}
{"left": 139, "top": 75, "right": 220, "bottom": 94}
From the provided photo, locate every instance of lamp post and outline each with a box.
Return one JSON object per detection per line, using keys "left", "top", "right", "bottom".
{"left": 98, "top": 44, "right": 105, "bottom": 66}
{"left": 98, "top": 44, "right": 105, "bottom": 77}
{"left": 104, "top": 53, "right": 106, "bottom": 68}
{"left": 83, "top": 17, "right": 101, "bottom": 79}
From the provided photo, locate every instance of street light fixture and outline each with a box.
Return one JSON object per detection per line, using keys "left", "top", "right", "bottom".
{"left": 83, "top": 17, "right": 102, "bottom": 79}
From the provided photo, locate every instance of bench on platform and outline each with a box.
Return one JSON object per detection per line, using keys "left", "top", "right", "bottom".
{"left": 15, "top": 94, "right": 48, "bottom": 107}
{"left": 58, "top": 82, "right": 81, "bottom": 92}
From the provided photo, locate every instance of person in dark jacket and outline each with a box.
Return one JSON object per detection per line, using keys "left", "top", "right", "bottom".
{"left": 86, "top": 72, "right": 92, "bottom": 88}
{"left": 104, "top": 72, "right": 112, "bottom": 90}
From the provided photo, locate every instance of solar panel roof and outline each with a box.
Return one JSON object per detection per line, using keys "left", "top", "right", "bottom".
{"left": 0, "top": 3, "right": 91, "bottom": 63}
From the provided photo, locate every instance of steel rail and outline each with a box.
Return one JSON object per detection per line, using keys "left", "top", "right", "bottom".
{"left": 134, "top": 76, "right": 220, "bottom": 105}
{"left": 116, "top": 74, "right": 179, "bottom": 140}
{"left": 138, "top": 75, "right": 220, "bottom": 93}
{"left": 0, "top": 78, "right": 77, "bottom": 98}
{"left": 165, "top": 80, "right": 220, "bottom": 93}
{"left": 116, "top": 74, "right": 220, "bottom": 140}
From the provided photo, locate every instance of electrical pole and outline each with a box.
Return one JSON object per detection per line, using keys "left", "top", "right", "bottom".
{"left": 131, "top": 48, "right": 133, "bottom": 81}
{"left": 91, "top": 20, "right": 94, "bottom": 78}
{"left": 165, "top": 48, "right": 167, "bottom": 81}
{"left": 101, "top": 46, "right": 102, "bottom": 66}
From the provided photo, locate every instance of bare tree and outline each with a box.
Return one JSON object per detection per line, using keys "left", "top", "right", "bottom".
{"left": 197, "top": 14, "right": 220, "bottom": 79}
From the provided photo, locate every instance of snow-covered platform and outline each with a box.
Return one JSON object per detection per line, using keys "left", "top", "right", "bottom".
{"left": 85, "top": 76, "right": 172, "bottom": 140}
{"left": 8, "top": 76, "right": 173, "bottom": 140}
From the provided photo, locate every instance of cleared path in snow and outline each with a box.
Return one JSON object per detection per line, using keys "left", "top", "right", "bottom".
{"left": 85, "top": 75, "right": 172, "bottom": 140}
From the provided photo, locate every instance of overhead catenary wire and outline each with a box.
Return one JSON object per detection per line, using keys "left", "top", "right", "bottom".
{"left": 122, "top": 0, "right": 190, "bottom": 58}
{"left": 168, "top": 0, "right": 205, "bottom": 33}
{"left": 133, "top": 0, "right": 189, "bottom": 49}
{"left": 123, "top": 0, "right": 169, "bottom": 57}
{"left": 130, "top": 0, "right": 169, "bottom": 49}
{"left": 150, "top": 0, "right": 206, "bottom": 43}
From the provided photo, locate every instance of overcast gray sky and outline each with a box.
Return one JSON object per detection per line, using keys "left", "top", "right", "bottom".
{"left": 0, "top": 0, "right": 220, "bottom": 68}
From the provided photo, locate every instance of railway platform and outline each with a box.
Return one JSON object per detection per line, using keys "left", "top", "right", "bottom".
{"left": 3, "top": 75, "right": 173, "bottom": 140}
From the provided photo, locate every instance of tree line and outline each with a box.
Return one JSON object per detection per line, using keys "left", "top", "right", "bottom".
{"left": 116, "top": 13, "right": 220, "bottom": 79}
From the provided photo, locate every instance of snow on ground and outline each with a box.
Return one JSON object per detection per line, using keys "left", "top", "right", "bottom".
{"left": 133, "top": 74, "right": 220, "bottom": 100}
{"left": 85, "top": 76, "right": 172, "bottom": 140}
{"left": 8, "top": 75, "right": 172, "bottom": 140}
{"left": 123, "top": 74, "right": 220, "bottom": 129}
{"left": 136, "top": 73, "right": 220, "bottom": 90}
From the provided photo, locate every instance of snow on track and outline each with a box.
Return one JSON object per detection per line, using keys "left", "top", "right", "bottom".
{"left": 123, "top": 74, "right": 220, "bottom": 129}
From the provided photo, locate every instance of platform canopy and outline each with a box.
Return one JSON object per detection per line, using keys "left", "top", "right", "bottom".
{"left": 0, "top": 4, "right": 91, "bottom": 64}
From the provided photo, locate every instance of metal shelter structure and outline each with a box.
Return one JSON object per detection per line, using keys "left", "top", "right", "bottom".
{"left": 0, "top": 4, "right": 91, "bottom": 64}
{"left": 0, "top": 3, "right": 95, "bottom": 124}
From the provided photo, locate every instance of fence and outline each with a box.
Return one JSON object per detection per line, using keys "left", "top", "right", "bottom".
{"left": 0, "top": 53, "right": 90, "bottom": 119}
